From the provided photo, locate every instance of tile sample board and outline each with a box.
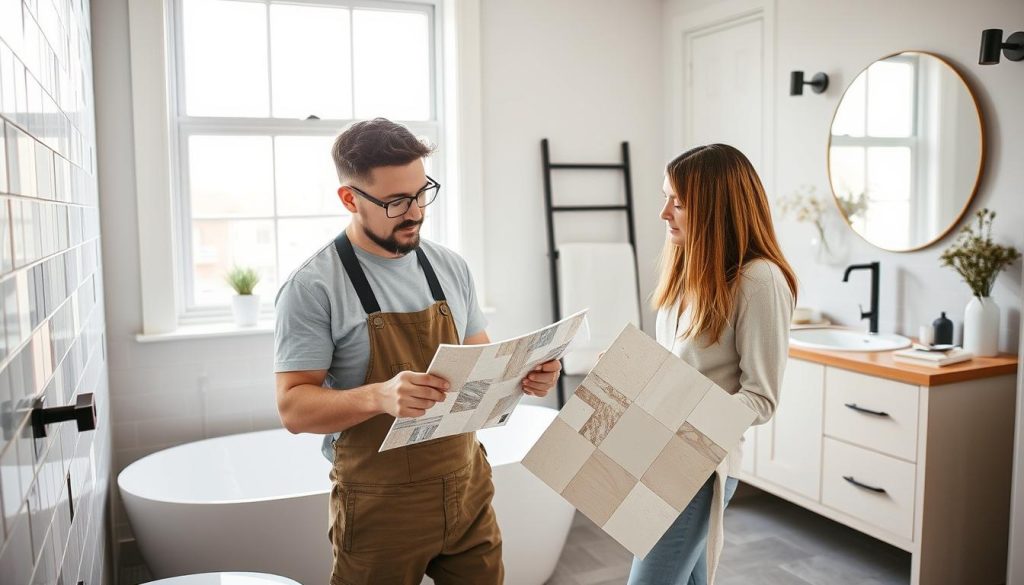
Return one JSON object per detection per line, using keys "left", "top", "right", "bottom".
{"left": 379, "top": 309, "right": 589, "bottom": 451}
{"left": 523, "top": 324, "right": 756, "bottom": 558}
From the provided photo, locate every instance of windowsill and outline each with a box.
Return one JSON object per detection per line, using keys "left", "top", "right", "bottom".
{"left": 135, "top": 320, "right": 275, "bottom": 343}
{"left": 135, "top": 305, "right": 497, "bottom": 344}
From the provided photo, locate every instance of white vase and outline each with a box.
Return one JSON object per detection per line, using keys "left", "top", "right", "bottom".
{"left": 809, "top": 214, "right": 847, "bottom": 266}
{"left": 963, "top": 296, "right": 999, "bottom": 357}
{"left": 231, "top": 294, "right": 261, "bottom": 327}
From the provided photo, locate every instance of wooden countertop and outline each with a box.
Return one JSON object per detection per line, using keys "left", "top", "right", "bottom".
{"left": 789, "top": 343, "right": 1018, "bottom": 386}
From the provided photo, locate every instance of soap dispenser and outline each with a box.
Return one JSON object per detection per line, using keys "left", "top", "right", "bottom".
{"left": 932, "top": 312, "right": 953, "bottom": 345}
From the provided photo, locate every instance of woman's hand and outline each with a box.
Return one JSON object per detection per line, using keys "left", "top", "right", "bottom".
{"left": 522, "top": 360, "right": 562, "bottom": 397}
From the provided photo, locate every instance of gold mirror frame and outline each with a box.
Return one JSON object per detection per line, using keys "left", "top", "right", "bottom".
{"left": 826, "top": 51, "right": 986, "bottom": 252}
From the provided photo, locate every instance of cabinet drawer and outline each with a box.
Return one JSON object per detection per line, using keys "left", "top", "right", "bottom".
{"left": 822, "top": 438, "right": 916, "bottom": 541}
{"left": 824, "top": 367, "right": 919, "bottom": 462}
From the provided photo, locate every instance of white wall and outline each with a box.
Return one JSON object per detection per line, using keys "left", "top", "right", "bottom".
{"left": 479, "top": 0, "right": 665, "bottom": 408}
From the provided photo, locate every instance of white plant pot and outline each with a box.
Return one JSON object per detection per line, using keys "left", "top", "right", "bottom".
{"left": 963, "top": 296, "right": 999, "bottom": 357}
{"left": 232, "top": 294, "right": 261, "bottom": 327}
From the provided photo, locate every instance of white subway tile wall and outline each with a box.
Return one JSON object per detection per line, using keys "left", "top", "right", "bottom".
{"left": 0, "top": 1, "right": 109, "bottom": 585}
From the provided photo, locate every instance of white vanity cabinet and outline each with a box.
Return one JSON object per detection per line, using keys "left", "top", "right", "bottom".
{"left": 754, "top": 359, "right": 824, "bottom": 501}
{"left": 736, "top": 351, "right": 1019, "bottom": 585}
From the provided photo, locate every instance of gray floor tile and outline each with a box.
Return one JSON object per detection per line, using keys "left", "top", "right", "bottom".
{"left": 548, "top": 490, "right": 912, "bottom": 585}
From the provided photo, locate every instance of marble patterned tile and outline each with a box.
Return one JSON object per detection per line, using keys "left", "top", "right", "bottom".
{"left": 575, "top": 374, "right": 629, "bottom": 446}
{"left": 642, "top": 434, "right": 719, "bottom": 511}
{"left": 598, "top": 404, "right": 672, "bottom": 480}
{"left": 522, "top": 417, "right": 595, "bottom": 493}
{"left": 603, "top": 483, "right": 679, "bottom": 559}
{"left": 499, "top": 336, "right": 532, "bottom": 381}
{"left": 676, "top": 421, "right": 727, "bottom": 461}
{"left": 634, "top": 354, "right": 713, "bottom": 431}
{"left": 686, "top": 387, "right": 757, "bottom": 449}
{"left": 561, "top": 449, "right": 637, "bottom": 526}
{"left": 589, "top": 324, "right": 669, "bottom": 400}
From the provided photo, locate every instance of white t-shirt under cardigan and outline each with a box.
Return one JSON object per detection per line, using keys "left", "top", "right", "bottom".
{"left": 654, "top": 258, "right": 793, "bottom": 584}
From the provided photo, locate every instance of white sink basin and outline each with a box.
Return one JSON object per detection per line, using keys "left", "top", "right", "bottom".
{"left": 789, "top": 327, "right": 912, "bottom": 352}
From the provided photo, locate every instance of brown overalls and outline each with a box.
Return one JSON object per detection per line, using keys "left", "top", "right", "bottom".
{"left": 327, "top": 232, "right": 503, "bottom": 585}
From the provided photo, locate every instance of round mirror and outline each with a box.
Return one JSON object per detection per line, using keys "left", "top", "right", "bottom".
{"left": 827, "top": 52, "right": 984, "bottom": 252}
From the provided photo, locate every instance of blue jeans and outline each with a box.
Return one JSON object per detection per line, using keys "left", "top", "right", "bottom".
{"left": 626, "top": 474, "right": 740, "bottom": 585}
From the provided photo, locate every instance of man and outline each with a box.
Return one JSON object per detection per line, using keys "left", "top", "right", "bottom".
{"left": 274, "top": 117, "right": 561, "bottom": 585}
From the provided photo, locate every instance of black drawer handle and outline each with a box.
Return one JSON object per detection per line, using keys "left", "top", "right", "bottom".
{"left": 843, "top": 475, "right": 887, "bottom": 494}
{"left": 844, "top": 402, "right": 889, "bottom": 417}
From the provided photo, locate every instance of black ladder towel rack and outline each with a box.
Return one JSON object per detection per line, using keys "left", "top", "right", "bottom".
{"left": 540, "top": 138, "right": 641, "bottom": 407}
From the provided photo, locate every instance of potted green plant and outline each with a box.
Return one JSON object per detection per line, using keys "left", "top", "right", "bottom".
{"left": 226, "top": 266, "right": 261, "bottom": 327}
{"left": 939, "top": 208, "right": 1020, "bottom": 356}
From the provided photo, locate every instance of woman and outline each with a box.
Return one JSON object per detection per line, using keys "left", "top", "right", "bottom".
{"left": 627, "top": 144, "right": 798, "bottom": 585}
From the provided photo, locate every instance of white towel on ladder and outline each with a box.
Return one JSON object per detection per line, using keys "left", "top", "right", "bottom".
{"left": 558, "top": 243, "right": 641, "bottom": 375}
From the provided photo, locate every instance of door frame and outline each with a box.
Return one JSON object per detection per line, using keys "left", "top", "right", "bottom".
{"left": 665, "top": 0, "right": 776, "bottom": 194}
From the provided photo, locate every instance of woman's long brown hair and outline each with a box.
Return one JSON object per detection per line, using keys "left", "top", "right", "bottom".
{"left": 652, "top": 144, "right": 798, "bottom": 345}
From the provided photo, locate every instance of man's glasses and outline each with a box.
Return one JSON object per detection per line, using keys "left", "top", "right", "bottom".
{"left": 347, "top": 176, "right": 441, "bottom": 218}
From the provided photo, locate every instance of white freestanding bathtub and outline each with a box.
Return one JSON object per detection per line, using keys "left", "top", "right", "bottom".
{"left": 118, "top": 405, "right": 573, "bottom": 585}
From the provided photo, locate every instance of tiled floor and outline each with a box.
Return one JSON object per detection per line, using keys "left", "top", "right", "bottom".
{"left": 121, "top": 486, "right": 912, "bottom": 585}
{"left": 546, "top": 486, "right": 911, "bottom": 585}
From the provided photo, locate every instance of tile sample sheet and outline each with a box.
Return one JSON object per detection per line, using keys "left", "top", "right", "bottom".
{"left": 523, "top": 324, "right": 756, "bottom": 558}
{"left": 379, "top": 309, "right": 589, "bottom": 451}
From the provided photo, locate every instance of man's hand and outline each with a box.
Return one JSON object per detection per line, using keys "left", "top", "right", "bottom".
{"left": 522, "top": 360, "right": 562, "bottom": 397}
{"left": 375, "top": 371, "right": 450, "bottom": 418}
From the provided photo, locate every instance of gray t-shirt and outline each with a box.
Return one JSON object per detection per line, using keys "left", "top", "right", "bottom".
{"left": 273, "top": 236, "right": 487, "bottom": 459}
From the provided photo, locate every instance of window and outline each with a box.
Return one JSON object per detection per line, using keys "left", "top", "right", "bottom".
{"left": 171, "top": 0, "right": 444, "bottom": 320}
{"left": 829, "top": 55, "right": 919, "bottom": 250}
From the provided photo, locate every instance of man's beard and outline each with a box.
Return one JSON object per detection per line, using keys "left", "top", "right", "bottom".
{"left": 363, "top": 219, "right": 422, "bottom": 255}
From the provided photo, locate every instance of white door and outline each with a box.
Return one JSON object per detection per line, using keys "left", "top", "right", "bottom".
{"left": 684, "top": 16, "right": 768, "bottom": 181}
{"left": 681, "top": 10, "right": 770, "bottom": 478}
{"left": 755, "top": 359, "right": 825, "bottom": 500}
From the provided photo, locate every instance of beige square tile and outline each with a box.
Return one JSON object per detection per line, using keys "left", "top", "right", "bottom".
{"left": 523, "top": 417, "right": 595, "bottom": 493}
{"left": 562, "top": 449, "right": 637, "bottom": 526}
{"left": 634, "top": 356, "right": 713, "bottom": 431}
{"left": 685, "top": 386, "right": 757, "bottom": 449}
{"left": 560, "top": 394, "right": 595, "bottom": 432}
{"left": 429, "top": 344, "right": 484, "bottom": 390}
{"left": 603, "top": 483, "right": 680, "bottom": 559}
{"left": 641, "top": 435, "right": 718, "bottom": 511}
{"left": 598, "top": 405, "right": 673, "bottom": 479}
{"left": 591, "top": 324, "right": 669, "bottom": 400}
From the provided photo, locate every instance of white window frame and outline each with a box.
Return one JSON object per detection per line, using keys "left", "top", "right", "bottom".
{"left": 128, "top": 0, "right": 484, "bottom": 337}
{"left": 172, "top": 0, "right": 444, "bottom": 324}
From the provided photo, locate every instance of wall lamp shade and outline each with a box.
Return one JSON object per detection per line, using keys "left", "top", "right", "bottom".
{"left": 979, "top": 29, "right": 1024, "bottom": 64}
{"left": 790, "top": 71, "right": 829, "bottom": 95}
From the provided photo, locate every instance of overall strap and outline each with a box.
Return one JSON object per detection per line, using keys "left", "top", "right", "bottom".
{"left": 334, "top": 231, "right": 449, "bottom": 313}
{"left": 334, "top": 231, "right": 381, "bottom": 315}
{"left": 414, "top": 246, "right": 447, "bottom": 303}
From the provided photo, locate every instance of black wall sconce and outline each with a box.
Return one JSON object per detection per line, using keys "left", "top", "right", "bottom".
{"left": 979, "top": 29, "right": 1024, "bottom": 64}
{"left": 790, "top": 71, "right": 829, "bottom": 95}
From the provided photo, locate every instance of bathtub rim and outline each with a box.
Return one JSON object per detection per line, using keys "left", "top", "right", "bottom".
{"left": 118, "top": 405, "right": 559, "bottom": 506}
{"left": 117, "top": 428, "right": 331, "bottom": 506}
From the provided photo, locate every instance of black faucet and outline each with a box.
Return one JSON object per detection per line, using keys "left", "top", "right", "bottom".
{"left": 842, "top": 262, "right": 880, "bottom": 334}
